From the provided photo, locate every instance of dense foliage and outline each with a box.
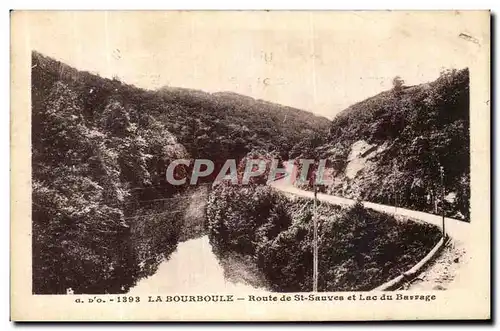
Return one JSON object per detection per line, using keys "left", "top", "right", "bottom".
{"left": 33, "top": 55, "right": 188, "bottom": 294}
{"left": 33, "top": 52, "right": 330, "bottom": 172}
{"left": 156, "top": 89, "right": 330, "bottom": 165}
{"left": 291, "top": 69, "right": 470, "bottom": 220}
{"left": 207, "top": 179, "right": 441, "bottom": 291}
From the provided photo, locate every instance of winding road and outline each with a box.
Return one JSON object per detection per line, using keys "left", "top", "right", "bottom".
{"left": 270, "top": 176, "right": 470, "bottom": 243}
{"left": 130, "top": 165, "right": 470, "bottom": 293}
{"left": 270, "top": 165, "right": 471, "bottom": 290}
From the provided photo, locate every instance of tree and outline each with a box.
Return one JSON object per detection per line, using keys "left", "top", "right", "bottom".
{"left": 392, "top": 76, "right": 405, "bottom": 94}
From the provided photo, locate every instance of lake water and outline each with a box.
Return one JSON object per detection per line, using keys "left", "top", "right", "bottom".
{"left": 129, "top": 235, "right": 268, "bottom": 294}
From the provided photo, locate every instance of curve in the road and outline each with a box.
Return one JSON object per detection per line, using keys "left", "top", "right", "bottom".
{"left": 270, "top": 169, "right": 471, "bottom": 290}
{"left": 270, "top": 174, "right": 469, "bottom": 243}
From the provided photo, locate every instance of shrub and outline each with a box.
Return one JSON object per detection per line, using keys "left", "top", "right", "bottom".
{"left": 207, "top": 182, "right": 292, "bottom": 256}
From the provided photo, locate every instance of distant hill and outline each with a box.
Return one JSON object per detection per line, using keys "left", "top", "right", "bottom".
{"left": 154, "top": 86, "right": 331, "bottom": 164}
{"left": 292, "top": 69, "right": 470, "bottom": 220}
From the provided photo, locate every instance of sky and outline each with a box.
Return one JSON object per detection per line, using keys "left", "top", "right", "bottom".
{"left": 20, "top": 11, "right": 486, "bottom": 119}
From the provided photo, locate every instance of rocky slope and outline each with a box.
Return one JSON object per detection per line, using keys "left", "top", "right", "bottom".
{"left": 294, "top": 69, "right": 470, "bottom": 220}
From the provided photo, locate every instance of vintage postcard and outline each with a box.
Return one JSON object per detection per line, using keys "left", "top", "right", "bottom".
{"left": 10, "top": 10, "right": 490, "bottom": 321}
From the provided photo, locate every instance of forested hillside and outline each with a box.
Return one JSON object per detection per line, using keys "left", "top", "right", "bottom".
{"left": 32, "top": 63, "right": 189, "bottom": 294}
{"left": 31, "top": 51, "right": 330, "bottom": 294}
{"left": 33, "top": 52, "right": 330, "bottom": 167}
{"left": 292, "top": 70, "right": 470, "bottom": 220}
{"left": 156, "top": 88, "right": 330, "bottom": 164}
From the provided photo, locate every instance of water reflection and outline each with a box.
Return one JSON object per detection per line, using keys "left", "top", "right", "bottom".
{"left": 129, "top": 235, "right": 268, "bottom": 294}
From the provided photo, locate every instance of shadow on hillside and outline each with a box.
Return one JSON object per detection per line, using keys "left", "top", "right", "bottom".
{"left": 214, "top": 250, "right": 270, "bottom": 291}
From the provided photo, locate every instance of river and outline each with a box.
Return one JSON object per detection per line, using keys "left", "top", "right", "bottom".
{"left": 128, "top": 235, "right": 268, "bottom": 294}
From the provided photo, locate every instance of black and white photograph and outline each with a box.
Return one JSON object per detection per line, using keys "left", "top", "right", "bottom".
{"left": 10, "top": 10, "right": 490, "bottom": 321}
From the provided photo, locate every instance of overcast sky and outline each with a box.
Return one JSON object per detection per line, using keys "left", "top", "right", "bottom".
{"left": 24, "top": 11, "right": 485, "bottom": 119}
